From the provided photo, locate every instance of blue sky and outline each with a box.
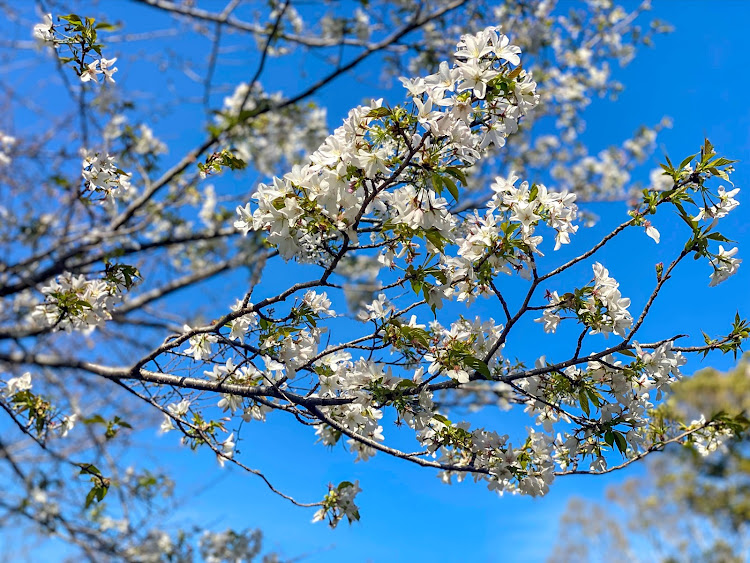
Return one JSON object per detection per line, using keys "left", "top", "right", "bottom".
{"left": 4, "top": 1, "right": 750, "bottom": 561}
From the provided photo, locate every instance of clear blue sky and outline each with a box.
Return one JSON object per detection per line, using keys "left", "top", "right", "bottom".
{"left": 4, "top": 2, "right": 750, "bottom": 561}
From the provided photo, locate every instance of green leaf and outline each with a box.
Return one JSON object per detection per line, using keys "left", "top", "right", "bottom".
{"left": 613, "top": 431, "right": 628, "bottom": 454}
{"left": 60, "top": 14, "right": 83, "bottom": 23}
{"left": 586, "top": 388, "right": 601, "bottom": 407}
{"left": 432, "top": 414, "right": 451, "bottom": 425}
{"left": 85, "top": 488, "right": 98, "bottom": 508}
{"left": 431, "top": 173, "right": 443, "bottom": 195}
{"left": 678, "top": 153, "right": 697, "bottom": 170}
{"left": 706, "top": 156, "right": 737, "bottom": 168}
{"left": 529, "top": 183, "right": 539, "bottom": 201}
{"left": 442, "top": 175, "right": 459, "bottom": 202}
{"left": 78, "top": 463, "right": 99, "bottom": 475}
{"left": 366, "top": 107, "right": 391, "bottom": 118}
{"left": 659, "top": 163, "right": 673, "bottom": 174}
{"left": 708, "top": 167, "right": 729, "bottom": 181}
{"left": 444, "top": 166, "right": 467, "bottom": 186}
{"left": 424, "top": 229, "right": 446, "bottom": 252}
{"left": 410, "top": 279, "right": 422, "bottom": 295}
{"left": 579, "top": 389, "right": 590, "bottom": 417}
{"left": 464, "top": 356, "right": 491, "bottom": 379}
{"left": 421, "top": 282, "right": 433, "bottom": 301}
{"left": 701, "top": 138, "right": 715, "bottom": 163}
{"left": 84, "top": 484, "right": 109, "bottom": 508}
{"left": 706, "top": 232, "right": 733, "bottom": 243}
{"left": 506, "top": 64, "right": 523, "bottom": 80}
{"left": 83, "top": 414, "right": 106, "bottom": 425}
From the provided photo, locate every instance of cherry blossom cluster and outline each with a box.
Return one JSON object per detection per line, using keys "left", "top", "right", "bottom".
{"left": 412, "top": 342, "right": 682, "bottom": 493}
{"left": 639, "top": 142, "right": 742, "bottom": 286}
{"left": 33, "top": 14, "right": 55, "bottom": 45}
{"left": 205, "top": 359, "right": 267, "bottom": 420}
{"left": 405, "top": 0, "right": 669, "bottom": 184}
{"left": 32, "top": 13, "right": 119, "bottom": 85}
{"left": 80, "top": 57, "right": 118, "bottom": 84}
{"left": 160, "top": 398, "right": 191, "bottom": 434}
{"left": 695, "top": 185, "right": 740, "bottom": 221}
{"left": 544, "top": 342, "right": 686, "bottom": 471}
{"left": 422, "top": 175, "right": 579, "bottom": 306}
{"left": 81, "top": 151, "right": 132, "bottom": 199}
{"left": 536, "top": 262, "right": 633, "bottom": 338}
{"left": 2, "top": 372, "right": 78, "bottom": 438}
{"left": 4, "top": 371, "right": 33, "bottom": 397}
{"left": 312, "top": 481, "right": 362, "bottom": 528}
{"left": 236, "top": 27, "right": 540, "bottom": 263}
{"left": 313, "top": 358, "right": 393, "bottom": 461}
{"left": 590, "top": 266, "right": 634, "bottom": 339}
{"left": 489, "top": 172, "right": 579, "bottom": 251}
{"left": 689, "top": 183, "right": 742, "bottom": 286}
{"left": 32, "top": 273, "right": 121, "bottom": 331}
{"left": 424, "top": 316, "right": 505, "bottom": 384}
{"left": 709, "top": 246, "right": 741, "bottom": 287}
{"left": 688, "top": 415, "right": 735, "bottom": 457}
{"left": 438, "top": 426, "right": 556, "bottom": 497}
